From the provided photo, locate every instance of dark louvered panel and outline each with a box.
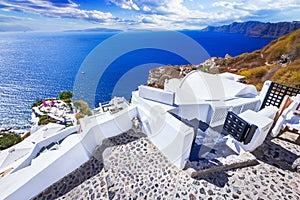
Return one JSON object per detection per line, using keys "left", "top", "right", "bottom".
{"left": 223, "top": 111, "right": 249, "bottom": 142}
{"left": 260, "top": 82, "right": 300, "bottom": 110}
{"left": 223, "top": 111, "right": 258, "bottom": 144}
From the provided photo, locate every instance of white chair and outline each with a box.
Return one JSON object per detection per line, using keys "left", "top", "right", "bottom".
{"left": 223, "top": 106, "right": 278, "bottom": 154}
{"left": 258, "top": 81, "right": 300, "bottom": 137}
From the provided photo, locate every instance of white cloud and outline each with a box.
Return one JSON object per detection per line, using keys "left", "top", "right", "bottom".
{"left": 107, "top": 0, "right": 254, "bottom": 29}
{"left": 0, "top": 14, "right": 34, "bottom": 23}
{"left": 142, "top": 5, "right": 151, "bottom": 12}
{"left": 0, "top": 0, "right": 116, "bottom": 23}
{"left": 213, "top": 0, "right": 300, "bottom": 11}
{"left": 1, "top": 0, "right": 299, "bottom": 30}
{"left": 210, "top": 0, "right": 300, "bottom": 23}
{"left": 107, "top": 0, "right": 180, "bottom": 14}
{"left": 108, "top": 0, "right": 140, "bottom": 11}
{"left": 127, "top": 0, "right": 299, "bottom": 29}
{"left": 212, "top": 1, "right": 243, "bottom": 9}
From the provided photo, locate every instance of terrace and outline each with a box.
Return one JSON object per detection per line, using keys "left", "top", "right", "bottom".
{"left": 93, "top": 97, "right": 130, "bottom": 115}
{"left": 31, "top": 99, "right": 77, "bottom": 130}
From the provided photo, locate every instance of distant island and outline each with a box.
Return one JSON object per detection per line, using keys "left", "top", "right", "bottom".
{"left": 0, "top": 25, "right": 32, "bottom": 32}
{"left": 201, "top": 21, "right": 300, "bottom": 38}
{"left": 64, "top": 21, "right": 300, "bottom": 37}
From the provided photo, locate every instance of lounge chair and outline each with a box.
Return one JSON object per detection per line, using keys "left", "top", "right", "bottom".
{"left": 258, "top": 81, "right": 300, "bottom": 137}
{"left": 222, "top": 106, "right": 278, "bottom": 154}
{"left": 259, "top": 81, "right": 300, "bottom": 110}
{"left": 222, "top": 81, "right": 300, "bottom": 153}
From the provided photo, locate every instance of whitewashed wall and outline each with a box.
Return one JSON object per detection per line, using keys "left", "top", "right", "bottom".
{"left": 138, "top": 85, "right": 174, "bottom": 105}
{"left": 0, "top": 107, "right": 137, "bottom": 200}
{"left": 133, "top": 92, "right": 195, "bottom": 169}
{"left": 0, "top": 134, "right": 89, "bottom": 200}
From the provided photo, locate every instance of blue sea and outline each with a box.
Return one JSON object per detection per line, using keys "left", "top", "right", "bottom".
{"left": 0, "top": 31, "right": 272, "bottom": 130}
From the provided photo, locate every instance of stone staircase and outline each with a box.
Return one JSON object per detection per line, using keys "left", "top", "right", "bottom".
{"left": 32, "top": 130, "right": 145, "bottom": 200}
{"left": 33, "top": 131, "right": 300, "bottom": 200}
{"left": 57, "top": 168, "right": 109, "bottom": 200}
{"left": 101, "top": 137, "right": 210, "bottom": 199}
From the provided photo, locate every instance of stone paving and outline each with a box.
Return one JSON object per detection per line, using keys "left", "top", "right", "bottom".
{"left": 32, "top": 157, "right": 105, "bottom": 200}
{"left": 57, "top": 168, "right": 109, "bottom": 200}
{"left": 32, "top": 131, "right": 144, "bottom": 200}
{"left": 33, "top": 131, "right": 300, "bottom": 200}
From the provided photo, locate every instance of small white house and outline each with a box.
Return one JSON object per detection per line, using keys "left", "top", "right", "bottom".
{"left": 164, "top": 71, "right": 260, "bottom": 127}
{"left": 131, "top": 70, "right": 263, "bottom": 170}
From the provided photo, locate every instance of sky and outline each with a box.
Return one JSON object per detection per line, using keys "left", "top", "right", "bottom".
{"left": 0, "top": 0, "right": 299, "bottom": 31}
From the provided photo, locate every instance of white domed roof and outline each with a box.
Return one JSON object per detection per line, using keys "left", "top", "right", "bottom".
{"left": 174, "top": 70, "right": 257, "bottom": 104}
{"left": 219, "top": 73, "right": 234, "bottom": 80}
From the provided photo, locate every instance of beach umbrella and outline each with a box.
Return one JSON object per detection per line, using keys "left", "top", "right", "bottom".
{"left": 0, "top": 147, "right": 31, "bottom": 170}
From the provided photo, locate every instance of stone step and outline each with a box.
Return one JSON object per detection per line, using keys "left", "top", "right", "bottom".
{"left": 54, "top": 131, "right": 145, "bottom": 199}
{"left": 101, "top": 137, "right": 223, "bottom": 199}
{"left": 32, "top": 156, "right": 104, "bottom": 199}
{"left": 57, "top": 168, "right": 109, "bottom": 200}
{"left": 102, "top": 137, "right": 178, "bottom": 199}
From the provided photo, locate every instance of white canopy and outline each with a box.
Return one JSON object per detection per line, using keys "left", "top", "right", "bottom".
{"left": 30, "top": 123, "right": 65, "bottom": 143}
{"left": 0, "top": 145, "right": 32, "bottom": 171}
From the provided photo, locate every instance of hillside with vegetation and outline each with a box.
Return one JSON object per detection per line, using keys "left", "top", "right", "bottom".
{"left": 147, "top": 28, "right": 300, "bottom": 90}
{"left": 218, "top": 28, "right": 300, "bottom": 89}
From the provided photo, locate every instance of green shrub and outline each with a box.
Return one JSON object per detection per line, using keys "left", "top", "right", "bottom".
{"left": 262, "top": 29, "right": 300, "bottom": 62}
{"left": 32, "top": 99, "right": 43, "bottom": 108}
{"left": 0, "top": 133, "right": 22, "bottom": 150}
{"left": 66, "top": 122, "right": 74, "bottom": 127}
{"left": 38, "top": 115, "right": 56, "bottom": 125}
{"left": 59, "top": 91, "right": 74, "bottom": 101}
{"left": 73, "top": 100, "right": 92, "bottom": 116}
{"left": 200, "top": 65, "right": 210, "bottom": 72}
{"left": 266, "top": 45, "right": 286, "bottom": 62}
{"left": 41, "top": 110, "right": 47, "bottom": 114}
{"left": 271, "top": 64, "right": 300, "bottom": 87}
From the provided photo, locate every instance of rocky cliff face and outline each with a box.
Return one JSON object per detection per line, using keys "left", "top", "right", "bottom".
{"left": 147, "top": 64, "right": 199, "bottom": 89}
{"left": 202, "top": 21, "right": 300, "bottom": 38}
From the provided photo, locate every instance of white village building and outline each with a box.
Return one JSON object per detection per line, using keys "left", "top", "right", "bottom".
{"left": 0, "top": 70, "right": 299, "bottom": 199}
